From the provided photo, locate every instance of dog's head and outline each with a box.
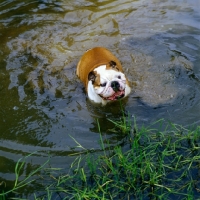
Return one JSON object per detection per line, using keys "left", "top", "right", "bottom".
{"left": 88, "top": 61, "right": 130, "bottom": 101}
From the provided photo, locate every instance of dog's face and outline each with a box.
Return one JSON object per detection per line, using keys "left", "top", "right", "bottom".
{"left": 88, "top": 61, "right": 130, "bottom": 102}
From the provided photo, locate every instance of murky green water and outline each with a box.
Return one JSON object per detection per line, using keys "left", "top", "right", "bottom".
{"left": 0, "top": 0, "right": 200, "bottom": 197}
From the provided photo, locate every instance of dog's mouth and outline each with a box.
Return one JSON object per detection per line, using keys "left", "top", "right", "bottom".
{"left": 101, "top": 90, "right": 125, "bottom": 101}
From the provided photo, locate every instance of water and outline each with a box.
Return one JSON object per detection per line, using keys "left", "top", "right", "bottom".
{"left": 0, "top": 0, "right": 200, "bottom": 197}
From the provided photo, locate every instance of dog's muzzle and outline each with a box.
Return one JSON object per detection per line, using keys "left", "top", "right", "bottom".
{"left": 99, "top": 81, "right": 125, "bottom": 101}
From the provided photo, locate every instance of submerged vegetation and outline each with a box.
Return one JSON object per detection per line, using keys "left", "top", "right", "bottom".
{"left": 0, "top": 116, "right": 200, "bottom": 199}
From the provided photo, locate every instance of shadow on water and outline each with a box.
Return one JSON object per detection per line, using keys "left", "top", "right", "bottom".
{"left": 0, "top": 0, "right": 200, "bottom": 197}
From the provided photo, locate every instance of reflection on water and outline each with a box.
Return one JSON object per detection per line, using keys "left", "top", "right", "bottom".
{"left": 0, "top": 0, "right": 200, "bottom": 196}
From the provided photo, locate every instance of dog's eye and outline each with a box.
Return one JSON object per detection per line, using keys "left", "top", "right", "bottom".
{"left": 100, "top": 82, "right": 107, "bottom": 87}
{"left": 118, "top": 75, "right": 121, "bottom": 79}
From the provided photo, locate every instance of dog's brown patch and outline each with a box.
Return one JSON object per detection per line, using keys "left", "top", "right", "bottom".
{"left": 93, "top": 73, "right": 101, "bottom": 88}
{"left": 88, "top": 71, "right": 101, "bottom": 88}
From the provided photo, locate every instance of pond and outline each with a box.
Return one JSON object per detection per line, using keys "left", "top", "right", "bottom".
{"left": 0, "top": 0, "right": 200, "bottom": 197}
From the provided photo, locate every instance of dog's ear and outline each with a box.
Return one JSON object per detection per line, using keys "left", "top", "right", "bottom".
{"left": 109, "top": 60, "right": 119, "bottom": 71}
{"left": 109, "top": 60, "right": 117, "bottom": 68}
{"left": 88, "top": 71, "right": 96, "bottom": 84}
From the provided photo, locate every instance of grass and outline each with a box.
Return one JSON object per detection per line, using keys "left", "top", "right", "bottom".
{"left": 0, "top": 115, "right": 200, "bottom": 199}
{"left": 0, "top": 152, "right": 49, "bottom": 200}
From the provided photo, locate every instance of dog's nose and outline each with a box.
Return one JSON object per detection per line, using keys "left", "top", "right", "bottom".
{"left": 111, "top": 81, "right": 120, "bottom": 91}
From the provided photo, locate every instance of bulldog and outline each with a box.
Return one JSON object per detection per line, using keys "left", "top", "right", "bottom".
{"left": 76, "top": 47, "right": 131, "bottom": 105}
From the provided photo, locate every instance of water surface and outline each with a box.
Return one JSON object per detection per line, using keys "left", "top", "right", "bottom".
{"left": 0, "top": 0, "right": 200, "bottom": 196}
